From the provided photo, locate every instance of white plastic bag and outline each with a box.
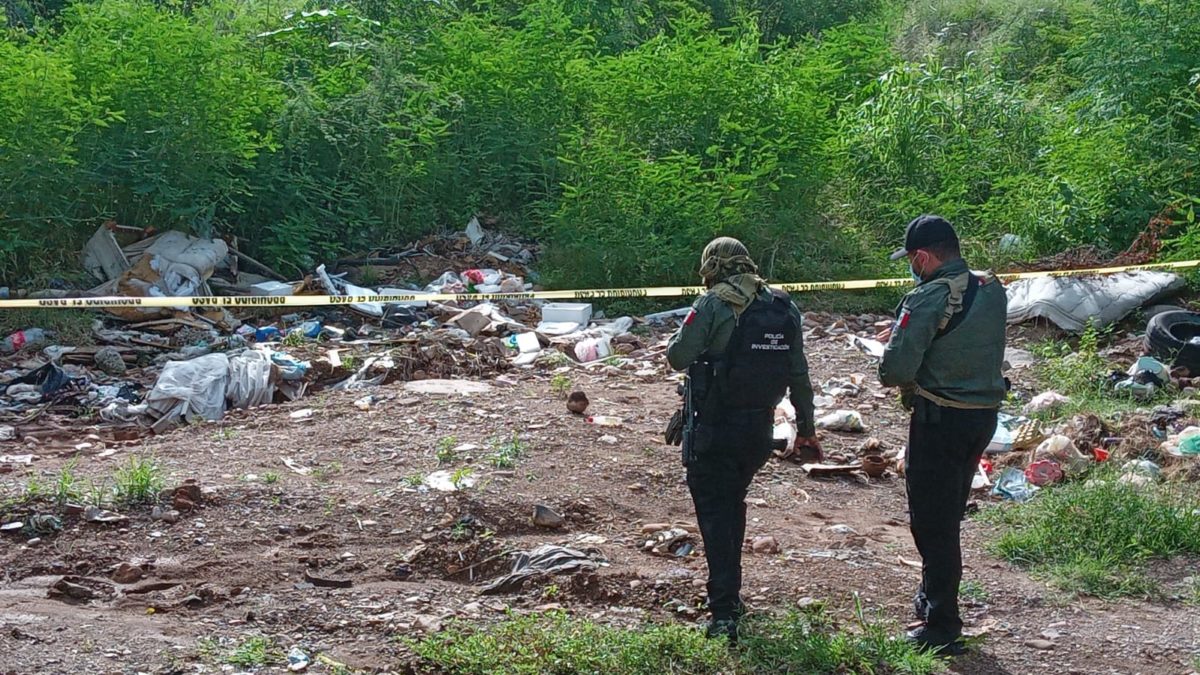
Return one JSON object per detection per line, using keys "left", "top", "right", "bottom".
{"left": 816, "top": 410, "right": 865, "bottom": 432}
{"left": 146, "top": 353, "right": 230, "bottom": 422}
{"left": 227, "top": 350, "right": 275, "bottom": 409}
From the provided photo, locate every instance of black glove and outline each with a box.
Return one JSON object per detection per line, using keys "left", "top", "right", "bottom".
{"left": 665, "top": 408, "right": 684, "bottom": 446}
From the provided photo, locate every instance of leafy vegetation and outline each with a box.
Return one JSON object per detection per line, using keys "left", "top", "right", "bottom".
{"left": 408, "top": 606, "right": 943, "bottom": 674}
{"left": 980, "top": 466, "right": 1200, "bottom": 598}
{"left": 1, "top": 0, "right": 1198, "bottom": 298}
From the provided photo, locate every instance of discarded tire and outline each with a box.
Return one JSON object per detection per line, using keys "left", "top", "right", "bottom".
{"left": 1144, "top": 311, "right": 1200, "bottom": 373}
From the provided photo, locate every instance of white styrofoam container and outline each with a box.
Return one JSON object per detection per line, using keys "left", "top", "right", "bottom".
{"left": 250, "top": 281, "right": 294, "bottom": 296}
{"left": 541, "top": 302, "right": 592, "bottom": 326}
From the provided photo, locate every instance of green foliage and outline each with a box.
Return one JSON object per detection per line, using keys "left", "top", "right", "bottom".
{"left": 488, "top": 432, "right": 527, "bottom": 469}
{"left": 1, "top": 0, "right": 1198, "bottom": 298}
{"left": 112, "top": 455, "right": 162, "bottom": 504}
{"left": 436, "top": 436, "right": 459, "bottom": 465}
{"left": 980, "top": 466, "right": 1200, "bottom": 598}
{"left": 408, "top": 608, "right": 943, "bottom": 674}
{"left": 224, "top": 636, "right": 279, "bottom": 668}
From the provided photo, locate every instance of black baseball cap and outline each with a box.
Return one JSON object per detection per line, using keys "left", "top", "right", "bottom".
{"left": 889, "top": 214, "right": 959, "bottom": 260}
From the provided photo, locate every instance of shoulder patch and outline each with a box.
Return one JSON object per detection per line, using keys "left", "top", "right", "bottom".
{"left": 683, "top": 309, "right": 697, "bottom": 326}
{"left": 897, "top": 309, "right": 911, "bottom": 330}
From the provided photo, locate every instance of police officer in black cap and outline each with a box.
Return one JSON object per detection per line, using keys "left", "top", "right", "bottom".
{"left": 877, "top": 215, "right": 1007, "bottom": 654}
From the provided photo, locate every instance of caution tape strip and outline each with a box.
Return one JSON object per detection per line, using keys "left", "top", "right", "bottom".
{"left": 2, "top": 259, "right": 1198, "bottom": 310}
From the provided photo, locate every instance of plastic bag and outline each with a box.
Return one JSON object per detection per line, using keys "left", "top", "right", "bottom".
{"left": 574, "top": 336, "right": 612, "bottom": 362}
{"left": 227, "top": 350, "right": 275, "bottom": 409}
{"left": 816, "top": 410, "right": 865, "bottom": 432}
{"left": 146, "top": 353, "right": 230, "bottom": 422}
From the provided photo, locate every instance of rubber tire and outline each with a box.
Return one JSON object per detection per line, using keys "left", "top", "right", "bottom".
{"left": 1144, "top": 310, "right": 1200, "bottom": 373}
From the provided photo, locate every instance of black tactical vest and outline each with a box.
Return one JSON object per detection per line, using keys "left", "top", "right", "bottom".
{"left": 714, "top": 289, "right": 797, "bottom": 411}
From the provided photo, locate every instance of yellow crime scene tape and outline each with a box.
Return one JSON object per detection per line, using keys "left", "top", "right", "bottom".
{"left": 1, "top": 258, "right": 1198, "bottom": 310}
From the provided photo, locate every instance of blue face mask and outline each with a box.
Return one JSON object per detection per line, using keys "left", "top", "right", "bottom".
{"left": 909, "top": 263, "right": 922, "bottom": 284}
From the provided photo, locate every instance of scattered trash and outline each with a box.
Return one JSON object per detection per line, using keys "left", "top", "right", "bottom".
{"left": 987, "top": 421, "right": 1014, "bottom": 454}
{"left": 586, "top": 415, "right": 623, "bottom": 427}
{"left": 404, "top": 380, "right": 493, "bottom": 396}
{"left": 825, "top": 524, "right": 858, "bottom": 536}
{"left": 83, "top": 506, "right": 127, "bottom": 524}
{"left": 823, "top": 378, "right": 861, "bottom": 398}
{"left": 1033, "top": 435, "right": 1091, "bottom": 473}
{"left": 848, "top": 335, "right": 885, "bottom": 359}
{"left": 1012, "top": 419, "right": 1048, "bottom": 452}
{"left": 482, "top": 544, "right": 604, "bottom": 594}
{"left": 1024, "top": 391, "right": 1069, "bottom": 415}
{"left": 531, "top": 504, "right": 565, "bottom": 529}
{"left": 644, "top": 528, "right": 697, "bottom": 558}
{"left": 1114, "top": 356, "right": 1168, "bottom": 399}
{"left": 1025, "top": 459, "right": 1064, "bottom": 486}
{"left": 424, "top": 470, "right": 477, "bottom": 492}
{"left": 861, "top": 454, "right": 888, "bottom": 478}
{"left": 816, "top": 410, "right": 865, "bottom": 432}
{"left": 971, "top": 462, "right": 991, "bottom": 490}
{"left": 802, "top": 462, "right": 865, "bottom": 477}
{"left": 992, "top": 468, "right": 1038, "bottom": 502}
{"left": 287, "top": 647, "right": 311, "bottom": 672}
{"left": 303, "top": 569, "right": 353, "bottom": 589}
{"left": 289, "top": 409, "right": 315, "bottom": 421}
{"left": 1, "top": 328, "right": 49, "bottom": 355}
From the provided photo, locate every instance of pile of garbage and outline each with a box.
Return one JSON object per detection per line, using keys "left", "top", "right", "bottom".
{"left": 0, "top": 219, "right": 657, "bottom": 441}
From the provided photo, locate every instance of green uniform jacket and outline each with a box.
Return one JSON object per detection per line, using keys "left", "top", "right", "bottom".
{"left": 666, "top": 282, "right": 817, "bottom": 436}
{"left": 879, "top": 258, "right": 1007, "bottom": 407}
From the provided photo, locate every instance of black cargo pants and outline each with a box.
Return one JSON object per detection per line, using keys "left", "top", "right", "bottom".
{"left": 686, "top": 409, "right": 773, "bottom": 620}
{"left": 905, "top": 399, "right": 997, "bottom": 638}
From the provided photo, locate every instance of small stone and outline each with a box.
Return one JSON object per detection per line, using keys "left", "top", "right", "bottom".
{"left": 641, "top": 523, "right": 671, "bottom": 535}
{"left": 1025, "top": 639, "right": 1055, "bottom": 650}
{"left": 751, "top": 536, "right": 780, "bottom": 554}
{"left": 599, "top": 435, "right": 618, "bottom": 445}
{"left": 826, "top": 524, "right": 858, "bottom": 536}
{"left": 414, "top": 615, "right": 442, "bottom": 633}
{"left": 534, "top": 603, "right": 563, "bottom": 612}
{"left": 566, "top": 391, "right": 589, "bottom": 415}
{"left": 112, "top": 563, "right": 144, "bottom": 585}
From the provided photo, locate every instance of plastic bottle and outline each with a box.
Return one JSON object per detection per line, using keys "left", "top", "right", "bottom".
{"left": 587, "top": 415, "right": 623, "bottom": 427}
{"left": 1, "top": 328, "right": 48, "bottom": 354}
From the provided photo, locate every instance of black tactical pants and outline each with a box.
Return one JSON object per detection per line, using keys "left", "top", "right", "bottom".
{"left": 905, "top": 401, "right": 997, "bottom": 639}
{"left": 686, "top": 410, "right": 773, "bottom": 620}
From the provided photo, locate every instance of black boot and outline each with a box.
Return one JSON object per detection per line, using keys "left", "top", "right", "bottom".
{"left": 905, "top": 625, "right": 966, "bottom": 656}
{"left": 706, "top": 617, "right": 739, "bottom": 642}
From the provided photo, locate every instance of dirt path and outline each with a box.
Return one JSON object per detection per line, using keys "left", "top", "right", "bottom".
{"left": 2, "top": 332, "right": 1198, "bottom": 674}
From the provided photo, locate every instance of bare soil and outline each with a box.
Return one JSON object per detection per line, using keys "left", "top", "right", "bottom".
{"left": 2, "top": 329, "right": 1199, "bottom": 674}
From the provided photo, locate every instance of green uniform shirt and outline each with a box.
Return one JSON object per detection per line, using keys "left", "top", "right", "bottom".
{"left": 879, "top": 258, "right": 1008, "bottom": 407}
{"left": 666, "top": 287, "right": 817, "bottom": 436}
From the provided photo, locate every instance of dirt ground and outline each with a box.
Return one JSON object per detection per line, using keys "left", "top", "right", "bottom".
{"left": 2, "top": 325, "right": 1199, "bottom": 675}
